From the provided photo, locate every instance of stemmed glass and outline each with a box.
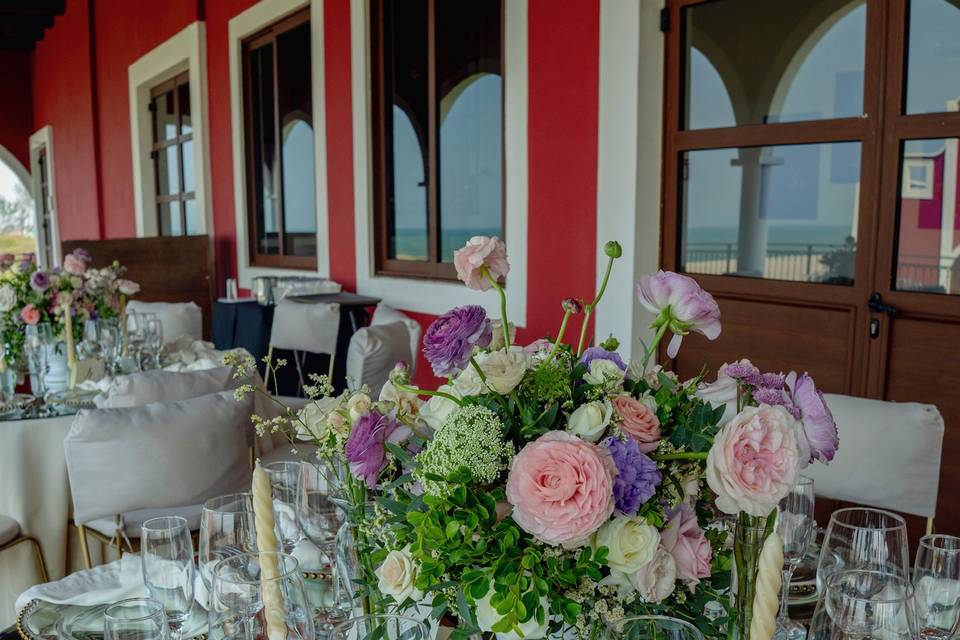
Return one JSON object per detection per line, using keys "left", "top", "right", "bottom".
{"left": 817, "top": 507, "right": 911, "bottom": 593}
{"left": 144, "top": 317, "right": 164, "bottom": 369}
{"left": 210, "top": 552, "right": 315, "bottom": 640}
{"left": 774, "top": 476, "right": 815, "bottom": 640}
{"left": 808, "top": 570, "right": 918, "bottom": 640}
{"left": 100, "top": 319, "right": 122, "bottom": 375}
{"left": 141, "top": 516, "right": 195, "bottom": 640}
{"left": 605, "top": 616, "right": 705, "bottom": 640}
{"left": 330, "top": 615, "right": 430, "bottom": 640}
{"left": 79, "top": 319, "right": 101, "bottom": 359}
{"left": 24, "top": 323, "right": 51, "bottom": 401}
{"left": 125, "top": 312, "right": 145, "bottom": 371}
{"left": 104, "top": 597, "right": 169, "bottom": 640}
{"left": 914, "top": 534, "right": 960, "bottom": 639}
{"left": 265, "top": 462, "right": 303, "bottom": 554}
{"left": 198, "top": 493, "right": 259, "bottom": 594}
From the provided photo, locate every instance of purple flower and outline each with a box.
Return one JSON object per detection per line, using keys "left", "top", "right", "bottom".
{"left": 423, "top": 305, "right": 492, "bottom": 377}
{"left": 785, "top": 372, "right": 838, "bottom": 463}
{"left": 635, "top": 271, "right": 721, "bottom": 358}
{"left": 580, "top": 346, "right": 627, "bottom": 372}
{"left": 30, "top": 271, "right": 50, "bottom": 293}
{"left": 345, "top": 410, "right": 401, "bottom": 487}
{"left": 745, "top": 372, "right": 786, "bottom": 389}
{"left": 604, "top": 436, "right": 662, "bottom": 516}
{"left": 72, "top": 248, "right": 92, "bottom": 263}
{"left": 725, "top": 361, "right": 760, "bottom": 380}
{"left": 752, "top": 386, "right": 800, "bottom": 419}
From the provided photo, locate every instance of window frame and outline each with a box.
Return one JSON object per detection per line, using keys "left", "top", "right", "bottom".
{"left": 369, "top": 0, "right": 506, "bottom": 281}
{"left": 241, "top": 7, "right": 317, "bottom": 270}
{"left": 149, "top": 71, "right": 196, "bottom": 236}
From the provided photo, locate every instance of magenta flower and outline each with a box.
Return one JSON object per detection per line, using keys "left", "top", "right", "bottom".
{"left": 345, "top": 410, "right": 401, "bottom": 487}
{"left": 453, "top": 236, "right": 509, "bottom": 291}
{"left": 636, "top": 271, "right": 721, "bottom": 358}
{"left": 423, "top": 305, "right": 492, "bottom": 377}
{"left": 785, "top": 372, "right": 838, "bottom": 463}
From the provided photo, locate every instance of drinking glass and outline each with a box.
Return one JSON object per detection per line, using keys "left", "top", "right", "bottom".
{"left": 265, "top": 462, "right": 302, "bottom": 554}
{"left": 125, "top": 312, "right": 145, "bottom": 370}
{"left": 199, "top": 493, "right": 258, "bottom": 592}
{"left": 144, "top": 317, "right": 164, "bottom": 369}
{"left": 818, "top": 507, "right": 910, "bottom": 593}
{"left": 606, "top": 616, "right": 704, "bottom": 640}
{"left": 914, "top": 534, "right": 960, "bottom": 639}
{"left": 330, "top": 615, "right": 430, "bottom": 640}
{"left": 100, "top": 319, "right": 122, "bottom": 375}
{"left": 104, "top": 597, "right": 169, "bottom": 640}
{"left": 808, "top": 570, "right": 917, "bottom": 640}
{"left": 775, "top": 476, "right": 815, "bottom": 640}
{"left": 210, "top": 552, "right": 314, "bottom": 640}
{"left": 80, "top": 319, "right": 101, "bottom": 359}
{"left": 24, "top": 323, "right": 51, "bottom": 401}
{"left": 141, "top": 516, "right": 195, "bottom": 640}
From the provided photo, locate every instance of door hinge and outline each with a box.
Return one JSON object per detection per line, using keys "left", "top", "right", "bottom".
{"left": 660, "top": 8, "right": 669, "bottom": 33}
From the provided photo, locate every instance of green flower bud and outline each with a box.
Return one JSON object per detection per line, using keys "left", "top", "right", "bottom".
{"left": 604, "top": 241, "right": 623, "bottom": 259}
{"left": 599, "top": 335, "right": 619, "bottom": 351}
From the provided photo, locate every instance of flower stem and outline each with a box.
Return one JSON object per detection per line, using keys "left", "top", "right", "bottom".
{"left": 641, "top": 319, "right": 671, "bottom": 370}
{"left": 544, "top": 309, "right": 573, "bottom": 365}
{"left": 652, "top": 451, "right": 709, "bottom": 462}
{"left": 393, "top": 382, "right": 462, "bottom": 406}
{"left": 484, "top": 268, "right": 510, "bottom": 349}
{"left": 576, "top": 253, "right": 616, "bottom": 357}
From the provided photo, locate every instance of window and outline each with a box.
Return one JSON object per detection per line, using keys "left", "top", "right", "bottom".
{"left": 901, "top": 157, "right": 935, "bottom": 200}
{"left": 370, "top": 0, "right": 503, "bottom": 279}
{"left": 149, "top": 72, "right": 197, "bottom": 236}
{"left": 242, "top": 9, "right": 316, "bottom": 269}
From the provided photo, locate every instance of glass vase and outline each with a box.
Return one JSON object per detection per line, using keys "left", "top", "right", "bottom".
{"left": 731, "top": 516, "right": 773, "bottom": 640}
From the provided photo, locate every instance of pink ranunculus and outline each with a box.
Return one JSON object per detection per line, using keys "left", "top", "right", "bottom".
{"left": 20, "top": 304, "right": 40, "bottom": 326}
{"left": 660, "top": 504, "right": 712, "bottom": 588}
{"left": 611, "top": 395, "right": 661, "bottom": 453}
{"left": 453, "top": 236, "right": 509, "bottom": 291}
{"left": 506, "top": 430, "right": 616, "bottom": 547}
{"left": 706, "top": 405, "right": 801, "bottom": 517}
{"left": 785, "top": 371, "right": 838, "bottom": 463}
{"left": 635, "top": 271, "right": 721, "bottom": 358}
{"left": 63, "top": 254, "right": 86, "bottom": 276}
{"left": 523, "top": 338, "right": 552, "bottom": 354}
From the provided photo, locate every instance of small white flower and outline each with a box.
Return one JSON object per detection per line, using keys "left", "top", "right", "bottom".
{"left": 379, "top": 380, "right": 422, "bottom": 417}
{"left": 375, "top": 546, "right": 423, "bottom": 603}
{"left": 0, "top": 284, "right": 15, "bottom": 312}
{"left": 567, "top": 399, "right": 613, "bottom": 443}
{"left": 346, "top": 392, "right": 372, "bottom": 422}
{"left": 474, "top": 349, "right": 529, "bottom": 394}
{"left": 296, "top": 396, "right": 339, "bottom": 441}
{"left": 584, "top": 358, "right": 626, "bottom": 389}
{"left": 418, "top": 384, "right": 460, "bottom": 431}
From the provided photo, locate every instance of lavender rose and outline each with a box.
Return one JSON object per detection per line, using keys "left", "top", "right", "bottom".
{"left": 423, "top": 305, "right": 492, "bottom": 377}
{"left": 604, "top": 436, "right": 662, "bottom": 516}
{"left": 30, "top": 271, "right": 50, "bottom": 293}
{"left": 785, "top": 371, "right": 838, "bottom": 463}
{"left": 636, "top": 271, "right": 721, "bottom": 359}
{"left": 345, "top": 410, "right": 401, "bottom": 487}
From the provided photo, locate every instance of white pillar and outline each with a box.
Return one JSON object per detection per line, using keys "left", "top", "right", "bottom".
{"left": 731, "top": 148, "right": 782, "bottom": 276}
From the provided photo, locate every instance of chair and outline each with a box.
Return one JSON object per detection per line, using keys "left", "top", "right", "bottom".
{"left": 64, "top": 391, "right": 254, "bottom": 568}
{"left": 346, "top": 321, "right": 415, "bottom": 397}
{"left": 803, "top": 393, "right": 944, "bottom": 534}
{"left": 0, "top": 514, "right": 48, "bottom": 583}
{"left": 370, "top": 305, "right": 422, "bottom": 376}
{"left": 268, "top": 301, "right": 340, "bottom": 396}
{"left": 126, "top": 300, "right": 203, "bottom": 344}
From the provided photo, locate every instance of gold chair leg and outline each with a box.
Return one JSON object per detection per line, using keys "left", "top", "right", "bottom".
{"left": 926, "top": 516, "right": 935, "bottom": 536}
{"left": 27, "top": 536, "right": 49, "bottom": 583}
{"left": 78, "top": 525, "right": 93, "bottom": 570}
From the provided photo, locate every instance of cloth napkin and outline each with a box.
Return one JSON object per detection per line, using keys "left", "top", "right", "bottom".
{"left": 15, "top": 554, "right": 144, "bottom": 613}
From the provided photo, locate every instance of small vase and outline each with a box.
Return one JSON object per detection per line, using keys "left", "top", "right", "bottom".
{"left": 730, "top": 516, "right": 773, "bottom": 640}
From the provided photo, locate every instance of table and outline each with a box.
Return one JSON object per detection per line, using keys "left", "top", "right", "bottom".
{"left": 211, "top": 293, "right": 380, "bottom": 395}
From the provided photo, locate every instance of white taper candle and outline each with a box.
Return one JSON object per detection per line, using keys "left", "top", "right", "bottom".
{"left": 252, "top": 463, "right": 287, "bottom": 640}
{"left": 749, "top": 530, "right": 784, "bottom": 640}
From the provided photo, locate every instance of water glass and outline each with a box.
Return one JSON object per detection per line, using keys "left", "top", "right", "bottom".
{"left": 775, "top": 476, "right": 815, "bottom": 640}
{"left": 808, "top": 570, "right": 917, "bottom": 640}
{"left": 104, "top": 597, "right": 169, "bottom": 640}
{"left": 100, "top": 319, "right": 122, "bottom": 374}
{"left": 80, "top": 319, "right": 101, "bottom": 358}
{"left": 330, "top": 615, "right": 430, "bottom": 640}
{"left": 144, "top": 317, "right": 164, "bottom": 369}
{"left": 210, "top": 552, "right": 314, "bottom": 640}
{"left": 24, "top": 323, "right": 51, "bottom": 399}
{"left": 265, "top": 462, "right": 302, "bottom": 553}
{"left": 914, "top": 534, "right": 960, "bottom": 639}
{"left": 817, "top": 507, "right": 910, "bottom": 593}
{"left": 141, "top": 516, "right": 195, "bottom": 639}
{"left": 199, "top": 493, "right": 258, "bottom": 591}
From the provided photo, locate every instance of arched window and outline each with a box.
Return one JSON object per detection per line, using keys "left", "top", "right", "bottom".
{"left": 0, "top": 150, "right": 36, "bottom": 260}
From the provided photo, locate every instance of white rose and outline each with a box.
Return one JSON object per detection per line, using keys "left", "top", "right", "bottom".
{"left": 594, "top": 516, "right": 660, "bottom": 574}
{"left": 296, "top": 396, "right": 339, "bottom": 441}
{"left": 476, "top": 582, "right": 549, "bottom": 640}
{"left": 475, "top": 349, "right": 529, "bottom": 394}
{"left": 379, "top": 380, "right": 422, "bottom": 417}
{"left": 118, "top": 279, "right": 140, "bottom": 295}
{"left": 583, "top": 358, "right": 625, "bottom": 389}
{"left": 418, "top": 384, "right": 460, "bottom": 431}
{"left": 346, "top": 392, "right": 372, "bottom": 422}
{"left": 488, "top": 320, "right": 517, "bottom": 351}
{"left": 0, "top": 284, "right": 15, "bottom": 312}
{"left": 629, "top": 545, "right": 677, "bottom": 603}
{"left": 452, "top": 366, "right": 485, "bottom": 397}
{"left": 567, "top": 400, "right": 613, "bottom": 443}
{"left": 375, "top": 546, "right": 423, "bottom": 603}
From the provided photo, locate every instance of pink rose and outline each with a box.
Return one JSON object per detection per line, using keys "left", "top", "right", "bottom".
{"left": 706, "top": 405, "right": 801, "bottom": 516}
{"left": 20, "top": 304, "right": 40, "bottom": 325}
{"left": 611, "top": 395, "right": 661, "bottom": 453}
{"left": 506, "top": 431, "right": 616, "bottom": 547}
{"left": 63, "top": 254, "right": 86, "bottom": 276}
{"left": 660, "top": 504, "right": 712, "bottom": 588}
{"left": 453, "top": 236, "right": 509, "bottom": 291}
{"left": 629, "top": 545, "right": 677, "bottom": 603}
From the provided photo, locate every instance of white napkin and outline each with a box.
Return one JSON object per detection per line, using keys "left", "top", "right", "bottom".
{"left": 15, "top": 554, "right": 144, "bottom": 613}
{"left": 291, "top": 539, "right": 327, "bottom": 572}
{"left": 76, "top": 378, "right": 113, "bottom": 393}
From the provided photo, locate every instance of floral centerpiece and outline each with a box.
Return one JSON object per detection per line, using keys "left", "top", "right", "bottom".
{"left": 234, "top": 237, "right": 837, "bottom": 640}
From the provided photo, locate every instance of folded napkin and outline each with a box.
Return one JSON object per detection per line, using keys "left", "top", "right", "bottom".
{"left": 15, "top": 554, "right": 144, "bottom": 613}
{"left": 292, "top": 539, "right": 327, "bottom": 572}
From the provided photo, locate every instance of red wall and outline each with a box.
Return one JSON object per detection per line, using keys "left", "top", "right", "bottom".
{"left": 0, "top": 52, "right": 33, "bottom": 172}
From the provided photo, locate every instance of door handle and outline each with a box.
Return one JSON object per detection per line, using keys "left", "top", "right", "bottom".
{"left": 867, "top": 292, "right": 897, "bottom": 315}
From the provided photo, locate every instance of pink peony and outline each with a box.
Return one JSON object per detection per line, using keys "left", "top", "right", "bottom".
{"left": 635, "top": 271, "right": 721, "bottom": 358}
{"left": 660, "top": 504, "right": 712, "bottom": 588}
{"left": 706, "top": 405, "right": 801, "bottom": 516}
{"left": 506, "top": 431, "right": 616, "bottom": 547}
{"left": 20, "top": 304, "right": 40, "bottom": 325}
{"left": 453, "top": 236, "right": 509, "bottom": 291}
{"left": 611, "top": 395, "right": 661, "bottom": 453}
{"left": 63, "top": 254, "right": 86, "bottom": 276}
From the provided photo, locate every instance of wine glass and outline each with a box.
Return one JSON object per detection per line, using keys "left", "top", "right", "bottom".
{"left": 80, "top": 319, "right": 101, "bottom": 359}
{"left": 125, "top": 312, "right": 145, "bottom": 370}
{"left": 104, "top": 597, "right": 169, "bottom": 640}
{"left": 775, "top": 476, "right": 815, "bottom": 640}
{"left": 265, "top": 462, "right": 303, "bottom": 554}
{"left": 141, "top": 516, "right": 195, "bottom": 640}
{"left": 606, "top": 616, "right": 705, "bottom": 640}
{"left": 100, "top": 319, "right": 122, "bottom": 376}
{"left": 330, "top": 615, "right": 429, "bottom": 640}
{"left": 914, "top": 534, "right": 960, "bottom": 639}
{"left": 198, "top": 493, "right": 258, "bottom": 593}
{"left": 210, "top": 552, "right": 315, "bottom": 640}
{"left": 808, "top": 570, "right": 917, "bottom": 640}
{"left": 24, "top": 323, "right": 50, "bottom": 401}
{"left": 818, "top": 507, "right": 910, "bottom": 593}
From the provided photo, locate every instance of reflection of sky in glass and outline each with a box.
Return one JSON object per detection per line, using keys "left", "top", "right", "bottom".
{"left": 391, "top": 105, "right": 428, "bottom": 259}
{"left": 906, "top": 0, "right": 960, "bottom": 114}
{"left": 282, "top": 119, "right": 316, "bottom": 233}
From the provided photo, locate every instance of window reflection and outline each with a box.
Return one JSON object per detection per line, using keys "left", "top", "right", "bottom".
{"left": 281, "top": 118, "right": 316, "bottom": 257}
{"left": 391, "top": 106, "right": 428, "bottom": 260}
{"left": 905, "top": 0, "right": 960, "bottom": 115}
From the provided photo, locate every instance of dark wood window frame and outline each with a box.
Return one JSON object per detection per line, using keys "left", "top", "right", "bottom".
{"left": 241, "top": 8, "right": 317, "bottom": 270}
{"left": 36, "top": 146, "right": 53, "bottom": 267}
{"left": 369, "top": 0, "right": 506, "bottom": 281}
{"left": 149, "top": 71, "right": 195, "bottom": 236}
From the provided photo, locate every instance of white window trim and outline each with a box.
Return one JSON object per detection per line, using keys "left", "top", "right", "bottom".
{"left": 28, "top": 126, "right": 60, "bottom": 268}
{"left": 229, "top": 0, "right": 330, "bottom": 287}
{"left": 349, "top": 0, "right": 528, "bottom": 326}
{"left": 901, "top": 157, "right": 935, "bottom": 200}
{"left": 129, "top": 21, "right": 213, "bottom": 238}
